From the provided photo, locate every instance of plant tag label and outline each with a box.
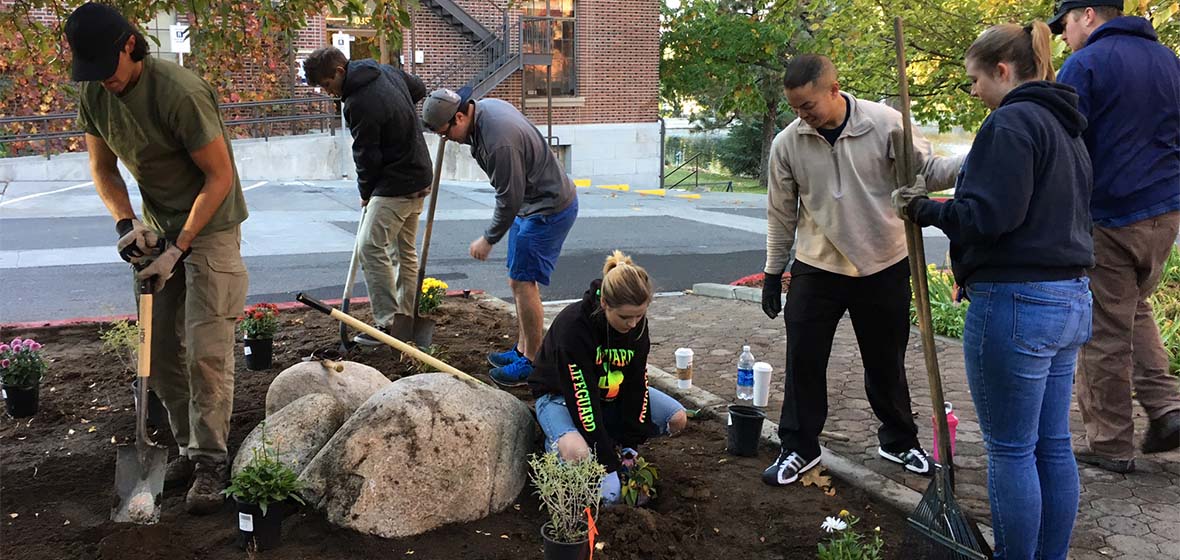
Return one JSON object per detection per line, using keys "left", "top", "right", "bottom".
{"left": 238, "top": 512, "right": 254, "bottom": 532}
{"left": 727, "top": 412, "right": 732, "bottom": 426}
{"left": 1, "top": 390, "right": 6, "bottom": 399}
{"left": 244, "top": 346, "right": 253, "bottom": 356}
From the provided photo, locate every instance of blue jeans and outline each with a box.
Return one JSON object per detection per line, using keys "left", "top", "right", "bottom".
{"left": 535, "top": 387, "right": 685, "bottom": 453}
{"left": 963, "top": 279, "right": 1092, "bottom": 560}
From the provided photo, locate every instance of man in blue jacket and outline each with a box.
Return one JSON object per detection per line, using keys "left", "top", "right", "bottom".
{"left": 1051, "top": 0, "right": 1180, "bottom": 472}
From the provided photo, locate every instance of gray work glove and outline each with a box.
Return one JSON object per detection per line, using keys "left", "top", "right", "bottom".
{"left": 891, "top": 175, "right": 928, "bottom": 221}
{"left": 135, "top": 243, "right": 190, "bottom": 293}
{"left": 115, "top": 218, "right": 162, "bottom": 263}
{"left": 600, "top": 471, "right": 622, "bottom": 504}
{"left": 761, "top": 272, "right": 783, "bottom": 319}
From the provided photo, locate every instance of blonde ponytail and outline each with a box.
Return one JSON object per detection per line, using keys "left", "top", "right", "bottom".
{"left": 600, "top": 250, "right": 653, "bottom": 308}
{"left": 966, "top": 20, "right": 1056, "bottom": 83}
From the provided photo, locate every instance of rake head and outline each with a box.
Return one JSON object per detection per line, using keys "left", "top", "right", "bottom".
{"left": 907, "top": 466, "right": 992, "bottom": 560}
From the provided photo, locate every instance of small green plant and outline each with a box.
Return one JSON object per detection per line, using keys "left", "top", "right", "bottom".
{"left": 619, "top": 453, "right": 659, "bottom": 507}
{"left": 407, "top": 345, "right": 447, "bottom": 374}
{"left": 817, "top": 510, "right": 884, "bottom": 560}
{"left": 223, "top": 427, "right": 306, "bottom": 515}
{"left": 100, "top": 319, "right": 140, "bottom": 373}
{"left": 0, "top": 337, "right": 47, "bottom": 388}
{"left": 528, "top": 450, "right": 607, "bottom": 544}
{"left": 419, "top": 278, "right": 448, "bottom": 315}
{"left": 910, "top": 264, "right": 968, "bottom": 339}
{"left": 237, "top": 303, "right": 281, "bottom": 339}
{"left": 1149, "top": 245, "right": 1180, "bottom": 376}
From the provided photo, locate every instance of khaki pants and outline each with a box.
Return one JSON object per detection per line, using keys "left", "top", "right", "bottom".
{"left": 141, "top": 226, "right": 248, "bottom": 464}
{"left": 359, "top": 195, "right": 424, "bottom": 327}
{"left": 1077, "top": 210, "right": 1180, "bottom": 459}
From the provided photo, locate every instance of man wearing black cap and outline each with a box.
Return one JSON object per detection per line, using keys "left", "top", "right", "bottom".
{"left": 1050, "top": 0, "right": 1180, "bottom": 472}
{"left": 421, "top": 88, "right": 578, "bottom": 387}
{"left": 66, "top": 2, "right": 248, "bottom": 514}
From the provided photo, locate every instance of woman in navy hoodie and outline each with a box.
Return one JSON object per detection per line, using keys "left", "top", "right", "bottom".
{"left": 893, "top": 21, "right": 1094, "bottom": 560}
{"left": 528, "top": 251, "right": 687, "bottom": 503}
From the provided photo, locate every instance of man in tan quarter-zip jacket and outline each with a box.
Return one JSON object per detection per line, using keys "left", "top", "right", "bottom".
{"left": 760, "top": 54, "right": 962, "bottom": 488}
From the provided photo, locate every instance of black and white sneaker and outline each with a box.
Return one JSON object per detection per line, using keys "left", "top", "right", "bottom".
{"left": 353, "top": 325, "right": 389, "bottom": 347}
{"left": 878, "top": 446, "right": 931, "bottom": 475}
{"left": 762, "top": 449, "right": 822, "bottom": 486}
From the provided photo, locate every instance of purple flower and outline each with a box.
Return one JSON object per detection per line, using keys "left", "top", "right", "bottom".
{"left": 10, "top": 338, "right": 22, "bottom": 347}
{"left": 0, "top": 359, "right": 9, "bottom": 368}
{"left": 0, "top": 344, "right": 9, "bottom": 354}
{"left": 28, "top": 342, "right": 41, "bottom": 351}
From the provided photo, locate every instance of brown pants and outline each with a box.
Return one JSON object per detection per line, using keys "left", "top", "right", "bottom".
{"left": 141, "top": 226, "right": 248, "bottom": 464}
{"left": 359, "top": 195, "right": 424, "bottom": 327}
{"left": 1077, "top": 211, "right": 1180, "bottom": 459}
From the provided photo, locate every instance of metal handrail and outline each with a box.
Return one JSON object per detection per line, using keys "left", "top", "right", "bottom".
{"left": 663, "top": 152, "right": 702, "bottom": 191}
{"left": 1, "top": 96, "right": 339, "bottom": 158}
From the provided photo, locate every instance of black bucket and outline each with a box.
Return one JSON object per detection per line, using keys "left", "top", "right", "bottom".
{"left": 130, "top": 379, "right": 169, "bottom": 429}
{"left": 244, "top": 337, "right": 274, "bottom": 371}
{"left": 726, "top": 404, "right": 766, "bottom": 457}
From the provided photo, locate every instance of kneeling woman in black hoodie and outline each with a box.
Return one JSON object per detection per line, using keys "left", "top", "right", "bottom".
{"left": 528, "top": 251, "right": 687, "bottom": 503}
{"left": 893, "top": 21, "right": 1093, "bottom": 560}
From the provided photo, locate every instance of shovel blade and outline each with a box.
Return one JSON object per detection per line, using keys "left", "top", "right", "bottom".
{"left": 112, "top": 443, "right": 168, "bottom": 524}
{"left": 391, "top": 313, "right": 435, "bottom": 348}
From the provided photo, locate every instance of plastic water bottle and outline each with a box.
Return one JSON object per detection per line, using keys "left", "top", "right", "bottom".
{"left": 932, "top": 402, "right": 959, "bottom": 463}
{"left": 737, "top": 346, "right": 755, "bottom": 401}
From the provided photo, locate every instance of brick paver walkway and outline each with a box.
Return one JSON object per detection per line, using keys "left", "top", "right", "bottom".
{"left": 545, "top": 292, "right": 1180, "bottom": 559}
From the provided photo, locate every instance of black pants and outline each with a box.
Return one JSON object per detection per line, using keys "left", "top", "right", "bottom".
{"left": 777, "top": 259, "right": 920, "bottom": 459}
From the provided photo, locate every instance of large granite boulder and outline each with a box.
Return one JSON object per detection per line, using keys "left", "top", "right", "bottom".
{"left": 300, "top": 373, "right": 535, "bottom": 538}
{"left": 265, "top": 360, "right": 390, "bottom": 417}
{"left": 233, "top": 393, "right": 351, "bottom": 478}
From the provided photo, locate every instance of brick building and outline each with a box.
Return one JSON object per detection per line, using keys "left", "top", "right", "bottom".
{"left": 290, "top": 0, "right": 661, "bottom": 187}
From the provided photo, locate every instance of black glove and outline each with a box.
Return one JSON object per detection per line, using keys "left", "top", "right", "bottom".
{"left": 762, "top": 272, "right": 783, "bottom": 319}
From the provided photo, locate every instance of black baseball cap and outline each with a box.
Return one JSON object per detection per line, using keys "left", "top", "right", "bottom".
{"left": 1048, "top": 0, "right": 1123, "bottom": 34}
{"left": 65, "top": 2, "right": 136, "bottom": 81}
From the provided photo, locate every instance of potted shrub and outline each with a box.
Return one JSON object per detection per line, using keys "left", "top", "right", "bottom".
{"left": 222, "top": 431, "right": 305, "bottom": 551}
{"left": 619, "top": 451, "right": 660, "bottom": 507}
{"left": 1, "top": 337, "right": 47, "bottom": 418}
{"left": 238, "top": 303, "right": 280, "bottom": 370}
{"left": 529, "top": 451, "right": 607, "bottom": 560}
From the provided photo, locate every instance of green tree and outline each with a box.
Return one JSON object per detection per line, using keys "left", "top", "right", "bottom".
{"left": 661, "top": 0, "right": 817, "bottom": 188}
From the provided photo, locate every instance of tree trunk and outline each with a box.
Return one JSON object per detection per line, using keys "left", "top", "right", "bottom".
{"left": 759, "top": 104, "right": 777, "bottom": 189}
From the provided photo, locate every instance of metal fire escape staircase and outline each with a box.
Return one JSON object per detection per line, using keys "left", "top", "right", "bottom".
{"left": 420, "top": 0, "right": 541, "bottom": 99}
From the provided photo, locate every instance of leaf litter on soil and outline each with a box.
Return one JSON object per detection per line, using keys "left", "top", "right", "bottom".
{"left": 1, "top": 296, "right": 925, "bottom": 559}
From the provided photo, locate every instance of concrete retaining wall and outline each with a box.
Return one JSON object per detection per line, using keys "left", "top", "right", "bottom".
{"left": 1, "top": 121, "right": 661, "bottom": 187}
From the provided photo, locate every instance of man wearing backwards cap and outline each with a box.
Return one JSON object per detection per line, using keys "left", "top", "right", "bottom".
{"left": 421, "top": 88, "right": 577, "bottom": 387}
{"left": 66, "top": 2, "right": 248, "bottom": 514}
{"left": 1049, "top": 0, "right": 1180, "bottom": 473}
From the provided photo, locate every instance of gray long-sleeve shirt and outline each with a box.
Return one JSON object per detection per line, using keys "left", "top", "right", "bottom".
{"left": 469, "top": 99, "right": 577, "bottom": 244}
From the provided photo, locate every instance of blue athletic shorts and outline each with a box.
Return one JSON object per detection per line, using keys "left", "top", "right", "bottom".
{"left": 534, "top": 386, "right": 686, "bottom": 453}
{"left": 505, "top": 197, "right": 578, "bottom": 286}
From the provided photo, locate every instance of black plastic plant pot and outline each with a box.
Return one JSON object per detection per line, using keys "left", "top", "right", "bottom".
{"left": 726, "top": 404, "right": 767, "bottom": 457}
{"left": 243, "top": 337, "right": 273, "bottom": 371}
{"left": 541, "top": 522, "right": 590, "bottom": 560}
{"left": 235, "top": 499, "right": 287, "bottom": 551}
{"left": 3, "top": 384, "right": 39, "bottom": 419}
{"left": 130, "top": 379, "right": 169, "bottom": 429}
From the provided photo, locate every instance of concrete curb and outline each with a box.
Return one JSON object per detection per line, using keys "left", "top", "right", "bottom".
{"left": 691, "top": 282, "right": 964, "bottom": 347}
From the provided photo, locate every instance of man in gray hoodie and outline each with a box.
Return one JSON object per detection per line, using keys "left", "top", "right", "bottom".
{"left": 422, "top": 87, "right": 578, "bottom": 386}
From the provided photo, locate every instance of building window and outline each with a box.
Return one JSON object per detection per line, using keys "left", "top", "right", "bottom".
{"left": 522, "top": 0, "right": 575, "bottom": 97}
{"left": 142, "top": 11, "right": 180, "bottom": 64}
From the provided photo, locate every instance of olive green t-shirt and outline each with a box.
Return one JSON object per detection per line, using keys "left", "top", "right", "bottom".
{"left": 78, "top": 56, "right": 247, "bottom": 237}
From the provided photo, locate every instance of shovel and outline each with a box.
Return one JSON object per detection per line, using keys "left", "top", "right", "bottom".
{"left": 112, "top": 275, "right": 169, "bottom": 524}
{"left": 339, "top": 204, "right": 368, "bottom": 353}
{"left": 893, "top": 16, "right": 991, "bottom": 559}
{"left": 391, "top": 138, "right": 448, "bottom": 348}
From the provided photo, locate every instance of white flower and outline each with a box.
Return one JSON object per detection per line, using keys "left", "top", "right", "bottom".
{"left": 821, "top": 516, "right": 848, "bottom": 533}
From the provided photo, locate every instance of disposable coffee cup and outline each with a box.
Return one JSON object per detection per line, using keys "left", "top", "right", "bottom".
{"left": 674, "top": 348, "right": 694, "bottom": 389}
{"left": 752, "top": 361, "right": 772, "bottom": 407}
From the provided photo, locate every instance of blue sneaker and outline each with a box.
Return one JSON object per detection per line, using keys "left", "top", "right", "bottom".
{"left": 487, "top": 345, "right": 522, "bottom": 368}
{"left": 489, "top": 356, "right": 533, "bottom": 388}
